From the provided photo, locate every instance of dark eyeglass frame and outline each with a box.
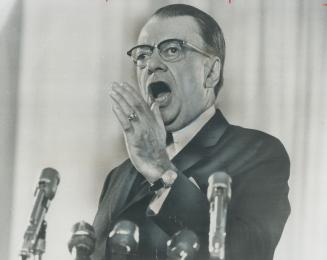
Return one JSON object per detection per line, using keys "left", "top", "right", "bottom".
{"left": 127, "top": 38, "right": 215, "bottom": 67}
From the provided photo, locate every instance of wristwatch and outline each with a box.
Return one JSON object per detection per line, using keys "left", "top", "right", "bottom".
{"left": 150, "top": 169, "right": 178, "bottom": 192}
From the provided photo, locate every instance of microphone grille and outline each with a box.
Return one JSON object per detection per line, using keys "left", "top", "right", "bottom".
{"left": 39, "top": 167, "right": 60, "bottom": 200}
{"left": 167, "top": 229, "right": 200, "bottom": 259}
{"left": 208, "top": 171, "right": 230, "bottom": 187}
{"left": 68, "top": 221, "right": 96, "bottom": 256}
{"left": 108, "top": 220, "right": 139, "bottom": 254}
{"left": 207, "top": 171, "right": 232, "bottom": 201}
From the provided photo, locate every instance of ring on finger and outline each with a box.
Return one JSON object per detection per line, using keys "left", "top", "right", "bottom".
{"left": 127, "top": 111, "right": 137, "bottom": 121}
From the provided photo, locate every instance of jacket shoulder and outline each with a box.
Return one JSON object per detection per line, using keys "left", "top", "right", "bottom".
{"left": 225, "top": 124, "right": 290, "bottom": 163}
{"left": 98, "top": 158, "right": 133, "bottom": 203}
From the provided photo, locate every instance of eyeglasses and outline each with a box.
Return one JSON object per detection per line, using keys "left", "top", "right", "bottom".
{"left": 127, "top": 38, "right": 214, "bottom": 68}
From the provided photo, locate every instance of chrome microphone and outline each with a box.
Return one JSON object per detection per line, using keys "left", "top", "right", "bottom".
{"left": 106, "top": 220, "right": 139, "bottom": 260}
{"left": 166, "top": 229, "right": 200, "bottom": 260}
{"left": 68, "top": 221, "right": 96, "bottom": 260}
{"left": 20, "top": 168, "right": 60, "bottom": 259}
{"left": 207, "top": 171, "right": 231, "bottom": 260}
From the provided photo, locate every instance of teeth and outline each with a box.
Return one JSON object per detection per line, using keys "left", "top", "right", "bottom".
{"left": 155, "top": 92, "right": 170, "bottom": 103}
{"left": 155, "top": 95, "right": 167, "bottom": 102}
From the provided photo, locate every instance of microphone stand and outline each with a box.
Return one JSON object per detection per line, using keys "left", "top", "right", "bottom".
{"left": 34, "top": 221, "right": 47, "bottom": 260}
{"left": 19, "top": 168, "right": 60, "bottom": 260}
{"left": 20, "top": 220, "right": 47, "bottom": 260}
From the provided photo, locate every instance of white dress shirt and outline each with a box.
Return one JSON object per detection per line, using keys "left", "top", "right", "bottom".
{"left": 149, "top": 106, "right": 216, "bottom": 214}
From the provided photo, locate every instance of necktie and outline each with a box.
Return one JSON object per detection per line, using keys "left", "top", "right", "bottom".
{"left": 166, "top": 132, "right": 174, "bottom": 146}
{"left": 166, "top": 132, "right": 179, "bottom": 160}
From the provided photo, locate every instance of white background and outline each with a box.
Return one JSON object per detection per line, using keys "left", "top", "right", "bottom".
{"left": 1, "top": 0, "right": 326, "bottom": 260}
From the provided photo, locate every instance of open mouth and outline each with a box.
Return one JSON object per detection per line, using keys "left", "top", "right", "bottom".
{"left": 148, "top": 81, "right": 172, "bottom": 105}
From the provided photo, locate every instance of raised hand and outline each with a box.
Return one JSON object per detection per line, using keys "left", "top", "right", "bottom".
{"left": 110, "top": 82, "right": 174, "bottom": 183}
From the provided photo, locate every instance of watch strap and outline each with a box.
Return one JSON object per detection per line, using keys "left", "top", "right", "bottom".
{"left": 149, "top": 169, "right": 177, "bottom": 192}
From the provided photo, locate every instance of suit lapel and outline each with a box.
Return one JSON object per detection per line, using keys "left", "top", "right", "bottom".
{"left": 121, "top": 179, "right": 150, "bottom": 210}
{"left": 172, "top": 109, "right": 229, "bottom": 175}
{"left": 115, "top": 110, "right": 229, "bottom": 220}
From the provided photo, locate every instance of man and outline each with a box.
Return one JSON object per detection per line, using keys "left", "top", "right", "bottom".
{"left": 93, "top": 4, "right": 290, "bottom": 260}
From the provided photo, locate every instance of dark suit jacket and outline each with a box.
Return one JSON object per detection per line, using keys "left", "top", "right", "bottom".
{"left": 92, "top": 110, "right": 290, "bottom": 260}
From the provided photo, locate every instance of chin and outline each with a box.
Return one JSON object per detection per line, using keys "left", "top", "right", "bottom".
{"left": 161, "top": 106, "right": 186, "bottom": 132}
{"left": 161, "top": 110, "right": 178, "bottom": 128}
{"left": 164, "top": 119, "right": 186, "bottom": 132}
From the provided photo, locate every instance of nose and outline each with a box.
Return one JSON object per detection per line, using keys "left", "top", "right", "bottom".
{"left": 145, "top": 51, "right": 168, "bottom": 75}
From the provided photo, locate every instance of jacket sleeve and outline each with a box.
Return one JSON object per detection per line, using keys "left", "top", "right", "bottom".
{"left": 147, "top": 139, "right": 290, "bottom": 260}
{"left": 92, "top": 170, "right": 115, "bottom": 260}
{"left": 225, "top": 153, "right": 290, "bottom": 260}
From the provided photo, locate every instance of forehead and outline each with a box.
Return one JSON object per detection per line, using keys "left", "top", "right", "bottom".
{"left": 137, "top": 16, "right": 204, "bottom": 46}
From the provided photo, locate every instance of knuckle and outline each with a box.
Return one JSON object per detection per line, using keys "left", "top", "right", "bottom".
{"left": 123, "top": 124, "right": 133, "bottom": 132}
{"left": 134, "top": 101, "right": 144, "bottom": 111}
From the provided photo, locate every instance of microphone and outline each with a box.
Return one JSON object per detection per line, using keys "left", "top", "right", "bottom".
{"left": 20, "top": 168, "right": 60, "bottom": 259}
{"left": 166, "top": 229, "right": 200, "bottom": 260}
{"left": 106, "top": 220, "right": 139, "bottom": 260}
{"left": 207, "top": 171, "right": 231, "bottom": 260}
{"left": 68, "top": 221, "right": 96, "bottom": 260}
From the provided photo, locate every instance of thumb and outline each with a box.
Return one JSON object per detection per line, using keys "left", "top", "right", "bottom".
{"left": 151, "top": 102, "right": 164, "bottom": 128}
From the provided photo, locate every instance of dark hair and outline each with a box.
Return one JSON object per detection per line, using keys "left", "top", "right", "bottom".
{"left": 153, "top": 4, "right": 226, "bottom": 95}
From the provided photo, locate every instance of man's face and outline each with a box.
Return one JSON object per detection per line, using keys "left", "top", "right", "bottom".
{"left": 136, "top": 16, "right": 216, "bottom": 132}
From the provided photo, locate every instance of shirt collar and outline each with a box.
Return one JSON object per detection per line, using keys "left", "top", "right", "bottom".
{"left": 172, "top": 105, "right": 216, "bottom": 147}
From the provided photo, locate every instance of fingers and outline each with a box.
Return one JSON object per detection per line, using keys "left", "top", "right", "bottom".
{"left": 151, "top": 102, "right": 164, "bottom": 130}
{"left": 109, "top": 82, "right": 144, "bottom": 133}
{"left": 112, "top": 102, "right": 133, "bottom": 132}
{"left": 122, "top": 82, "right": 145, "bottom": 105}
{"left": 110, "top": 82, "right": 135, "bottom": 117}
{"left": 112, "top": 82, "right": 148, "bottom": 116}
{"left": 109, "top": 81, "right": 164, "bottom": 135}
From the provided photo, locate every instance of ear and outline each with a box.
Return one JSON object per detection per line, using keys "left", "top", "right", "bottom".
{"left": 204, "top": 57, "right": 221, "bottom": 89}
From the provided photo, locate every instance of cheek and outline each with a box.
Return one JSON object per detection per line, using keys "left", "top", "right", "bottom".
{"left": 177, "top": 64, "right": 205, "bottom": 93}
{"left": 136, "top": 69, "right": 143, "bottom": 85}
{"left": 136, "top": 69, "right": 147, "bottom": 97}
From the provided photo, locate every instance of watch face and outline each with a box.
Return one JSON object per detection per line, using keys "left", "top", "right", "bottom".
{"left": 162, "top": 170, "right": 178, "bottom": 187}
{"left": 150, "top": 170, "right": 177, "bottom": 192}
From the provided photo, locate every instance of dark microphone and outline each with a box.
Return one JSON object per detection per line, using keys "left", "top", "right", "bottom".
{"left": 106, "top": 220, "right": 139, "bottom": 260}
{"left": 166, "top": 229, "right": 200, "bottom": 260}
{"left": 68, "top": 221, "right": 96, "bottom": 260}
{"left": 207, "top": 172, "right": 231, "bottom": 260}
{"left": 20, "top": 168, "right": 60, "bottom": 258}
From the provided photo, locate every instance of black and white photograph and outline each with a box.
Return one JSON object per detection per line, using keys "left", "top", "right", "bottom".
{"left": 1, "top": 0, "right": 326, "bottom": 260}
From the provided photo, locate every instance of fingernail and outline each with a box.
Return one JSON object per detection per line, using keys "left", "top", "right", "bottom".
{"left": 111, "top": 81, "right": 120, "bottom": 89}
{"left": 150, "top": 101, "right": 157, "bottom": 110}
{"left": 109, "top": 90, "right": 117, "bottom": 98}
